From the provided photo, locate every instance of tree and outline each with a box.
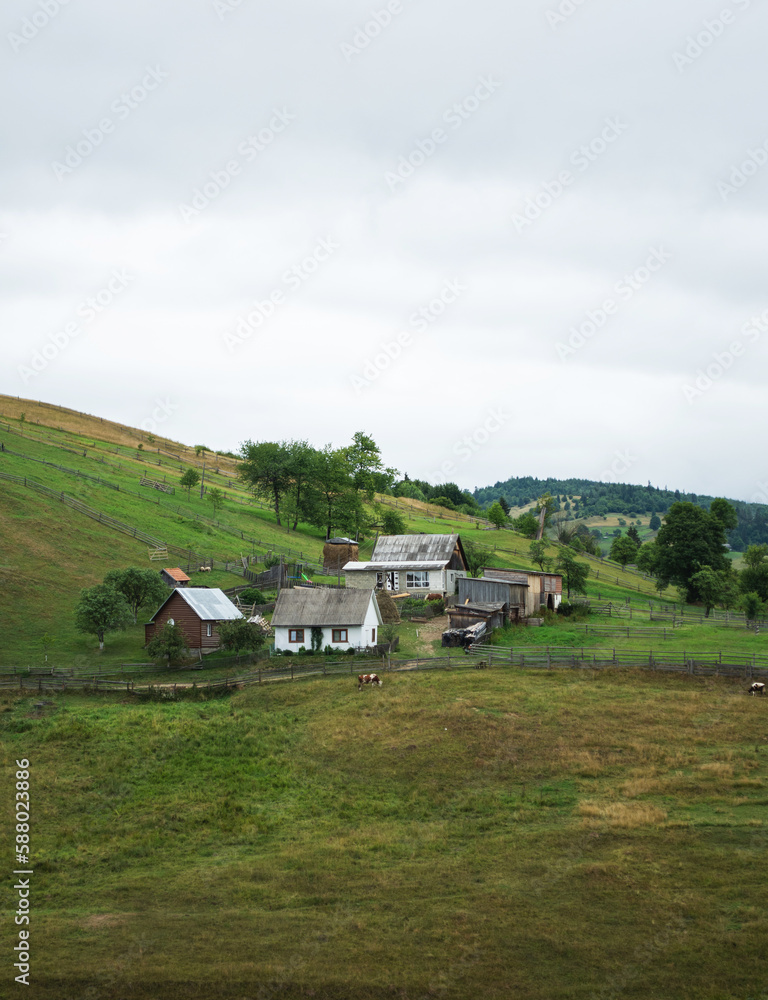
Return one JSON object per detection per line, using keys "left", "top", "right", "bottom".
{"left": 653, "top": 500, "right": 735, "bottom": 603}
{"left": 740, "top": 591, "right": 765, "bottom": 621}
{"left": 343, "top": 431, "right": 397, "bottom": 497}
{"left": 627, "top": 524, "right": 641, "bottom": 546}
{"left": 609, "top": 535, "right": 639, "bottom": 569}
{"left": 487, "top": 501, "right": 508, "bottom": 529}
{"left": 238, "top": 440, "right": 293, "bottom": 526}
{"left": 529, "top": 540, "right": 549, "bottom": 572}
{"left": 146, "top": 621, "right": 189, "bottom": 666}
{"left": 283, "top": 440, "right": 317, "bottom": 531}
{"left": 649, "top": 514, "right": 661, "bottom": 531}
{"left": 217, "top": 617, "right": 266, "bottom": 660}
{"left": 74, "top": 585, "right": 132, "bottom": 650}
{"left": 394, "top": 480, "right": 426, "bottom": 502}
{"left": 103, "top": 567, "right": 167, "bottom": 624}
{"left": 740, "top": 544, "right": 768, "bottom": 600}
{"left": 462, "top": 539, "right": 493, "bottom": 578}
{"left": 689, "top": 566, "right": 729, "bottom": 616}
{"left": 635, "top": 543, "right": 659, "bottom": 576}
{"left": 498, "top": 496, "right": 510, "bottom": 516}
{"left": 555, "top": 550, "right": 590, "bottom": 598}
{"left": 207, "top": 487, "right": 226, "bottom": 515}
{"left": 380, "top": 508, "right": 407, "bottom": 535}
{"left": 180, "top": 468, "right": 201, "bottom": 496}
{"left": 512, "top": 512, "right": 539, "bottom": 538}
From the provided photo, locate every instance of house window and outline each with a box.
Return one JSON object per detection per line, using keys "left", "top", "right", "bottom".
{"left": 332, "top": 629, "right": 348, "bottom": 643}
{"left": 406, "top": 571, "right": 430, "bottom": 589}
{"left": 289, "top": 629, "right": 304, "bottom": 643}
{"left": 206, "top": 623, "right": 212, "bottom": 637}
{"left": 371, "top": 628, "right": 376, "bottom": 643}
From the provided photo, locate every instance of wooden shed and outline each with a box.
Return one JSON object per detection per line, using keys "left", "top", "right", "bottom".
{"left": 160, "top": 567, "right": 191, "bottom": 589}
{"left": 144, "top": 588, "right": 243, "bottom": 654}
{"left": 458, "top": 575, "right": 525, "bottom": 620}
{"left": 447, "top": 601, "right": 507, "bottom": 632}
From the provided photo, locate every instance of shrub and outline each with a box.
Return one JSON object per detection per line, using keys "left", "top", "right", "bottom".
{"left": 264, "top": 554, "right": 281, "bottom": 569}
{"left": 557, "top": 600, "right": 573, "bottom": 617}
{"left": 324, "top": 645, "right": 335, "bottom": 655}
{"left": 298, "top": 646, "right": 307, "bottom": 655}
{"left": 238, "top": 588, "right": 266, "bottom": 605}
{"left": 281, "top": 649, "right": 293, "bottom": 656}
{"left": 346, "top": 647, "right": 356, "bottom": 655}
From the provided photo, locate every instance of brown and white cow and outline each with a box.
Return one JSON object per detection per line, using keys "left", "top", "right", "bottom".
{"left": 749, "top": 682, "right": 765, "bottom": 696}
{"left": 358, "top": 673, "right": 382, "bottom": 691}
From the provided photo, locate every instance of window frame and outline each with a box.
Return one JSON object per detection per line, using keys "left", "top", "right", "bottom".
{"left": 406, "top": 571, "right": 430, "bottom": 589}
{"left": 289, "top": 628, "right": 305, "bottom": 644}
{"left": 331, "top": 628, "right": 348, "bottom": 643}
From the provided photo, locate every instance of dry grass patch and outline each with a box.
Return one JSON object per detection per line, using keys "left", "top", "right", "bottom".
{"left": 700, "top": 762, "right": 734, "bottom": 779}
{"left": 577, "top": 799, "right": 668, "bottom": 828}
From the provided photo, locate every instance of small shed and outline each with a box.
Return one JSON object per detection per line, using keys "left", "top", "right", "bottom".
{"left": 323, "top": 537, "right": 359, "bottom": 576}
{"left": 447, "top": 601, "right": 507, "bottom": 632}
{"left": 484, "top": 568, "right": 562, "bottom": 614}
{"left": 458, "top": 575, "right": 525, "bottom": 619}
{"left": 160, "top": 567, "right": 191, "bottom": 589}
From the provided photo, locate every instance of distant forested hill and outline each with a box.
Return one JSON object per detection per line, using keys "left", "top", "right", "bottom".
{"left": 473, "top": 476, "right": 768, "bottom": 551}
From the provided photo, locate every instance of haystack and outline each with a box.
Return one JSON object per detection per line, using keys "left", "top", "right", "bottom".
{"left": 323, "top": 538, "right": 359, "bottom": 575}
{"left": 375, "top": 589, "right": 401, "bottom": 624}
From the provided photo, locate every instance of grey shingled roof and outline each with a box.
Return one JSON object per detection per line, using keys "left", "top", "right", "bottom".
{"left": 343, "top": 560, "right": 447, "bottom": 572}
{"left": 371, "top": 534, "right": 460, "bottom": 564}
{"left": 272, "top": 588, "right": 378, "bottom": 627}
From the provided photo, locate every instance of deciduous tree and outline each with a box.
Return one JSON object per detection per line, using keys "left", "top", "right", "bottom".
{"left": 103, "top": 567, "right": 167, "bottom": 624}
{"left": 74, "top": 585, "right": 133, "bottom": 651}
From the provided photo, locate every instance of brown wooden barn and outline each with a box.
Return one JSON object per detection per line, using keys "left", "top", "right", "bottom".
{"left": 144, "top": 588, "right": 243, "bottom": 655}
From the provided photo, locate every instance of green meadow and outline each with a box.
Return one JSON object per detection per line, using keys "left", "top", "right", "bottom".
{"left": 3, "top": 666, "right": 767, "bottom": 999}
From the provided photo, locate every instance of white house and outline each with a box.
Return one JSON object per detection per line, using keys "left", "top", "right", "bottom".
{"left": 343, "top": 533, "right": 468, "bottom": 596}
{"left": 271, "top": 587, "right": 382, "bottom": 652}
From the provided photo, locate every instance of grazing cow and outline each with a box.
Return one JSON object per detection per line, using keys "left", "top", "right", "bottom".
{"left": 358, "top": 673, "right": 382, "bottom": 691}
{"left": 749, "top": 682, "right": 765, "bottom": 696}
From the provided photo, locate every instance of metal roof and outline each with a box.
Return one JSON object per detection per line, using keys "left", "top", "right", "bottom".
{"left": 272, "top": 588, "right": 381, "bottom": 627}
{"left": 162, "top": 567, "right": 190, "bottom": 582}
{"left": 343, "top": 560, "right": 447, "bottom": 572}
{"left": 371, "top": 534, "right": 461, "bottom": 563}
{"left": 175, "top": 588, "right": 244, "bottom": 621}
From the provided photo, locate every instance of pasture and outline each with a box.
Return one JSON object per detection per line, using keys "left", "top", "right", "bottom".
{"left": 4, "top": 665, "right": 767, "bottom": 999}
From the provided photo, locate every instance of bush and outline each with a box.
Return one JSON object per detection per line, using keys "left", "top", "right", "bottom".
{"left": 324, "top": 645, "right": 335, "bottom": 655}
{"left": 557, "top": 600, "right": 573, "bottom": 617}
{"left": 346, "top": 647, "right": 356, "bottom": 655}
{"left": 281, "top": 649, "right": 293, "bottom": 656}
{"left": 238, "top": 588, "right": 266, "bottom": 605}
{"left": 297, "top": 646, "right": 307, "bottom": 655}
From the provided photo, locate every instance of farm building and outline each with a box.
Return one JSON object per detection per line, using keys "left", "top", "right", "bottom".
{"left": 160, "top": 567, "right": 191, "bottom": 588}
{"left": 458, "top": 575, "right": 527, "bottom": 621}
{"left": 144, "top": 588, "right": 243, "bottom": 654}
{"left": 447, "top": 601, "right": 507, "bottom": 632}
{"left": 272, "top": 587, "right": 382, "bottom": 653}
{"left": 484, "top": 567, "right": 562, "bottom": 615}
{"left": 344, "top": 534, "right": 467, "bottom": 596}
{"left": 323, "top": 537, "right": 359, "bottom": 576}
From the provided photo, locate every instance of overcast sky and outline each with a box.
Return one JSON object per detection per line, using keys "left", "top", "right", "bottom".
{"left": 4, "top": 0, "right": 768, "bottom": 502}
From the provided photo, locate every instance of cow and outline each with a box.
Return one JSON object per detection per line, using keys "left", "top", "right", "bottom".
{"left": 748, "top": 682, "right": 765, "bottom": 696}
{"left": 358, "top": 673, "right": 382, "bottom": 691}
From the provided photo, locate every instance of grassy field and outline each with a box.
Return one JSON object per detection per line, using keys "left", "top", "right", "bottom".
{"left": 4, "top": 665, "right": 767, "bottom": 999}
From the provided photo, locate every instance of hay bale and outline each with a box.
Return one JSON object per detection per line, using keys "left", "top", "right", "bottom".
{"left": 323, "top": 540, "right": 359, "bottom": 575}
{"left": 375, "top": 589, "right": 401, "bottom": 624}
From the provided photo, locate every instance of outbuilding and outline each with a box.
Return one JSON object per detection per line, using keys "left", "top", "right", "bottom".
{"left": 343, "top": 534, "right": 467, "bottom": 596}
{"left": 160, "top": 567, "right": 191, "bottom": 588}
{"left": 144, "top": 588, "right": 243, "bottom": 654}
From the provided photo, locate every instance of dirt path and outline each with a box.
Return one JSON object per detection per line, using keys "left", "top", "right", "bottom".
{"left": 411, "top": 614, "right": 449, "bottom": 656}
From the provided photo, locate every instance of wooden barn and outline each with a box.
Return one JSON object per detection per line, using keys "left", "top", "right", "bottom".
{"left": 458, "top": 575, "right": 527, "bottom": 621}
{"left": 447, "top": 601, "right": 507, "bottom": 632}
{"left": 344, "top": 534, "right": 467, "bottom": 596}
{"left": 484, "top": 568, "right": 563, "bottom": 615}
{"left": 144, "top": 588, "right": 243, "bottom": 654}
{"left": 160, "top": 567, "right": 191, "bottom": 589}
{"left": 323, "top": 537, "right": 359, "bottom": 576}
